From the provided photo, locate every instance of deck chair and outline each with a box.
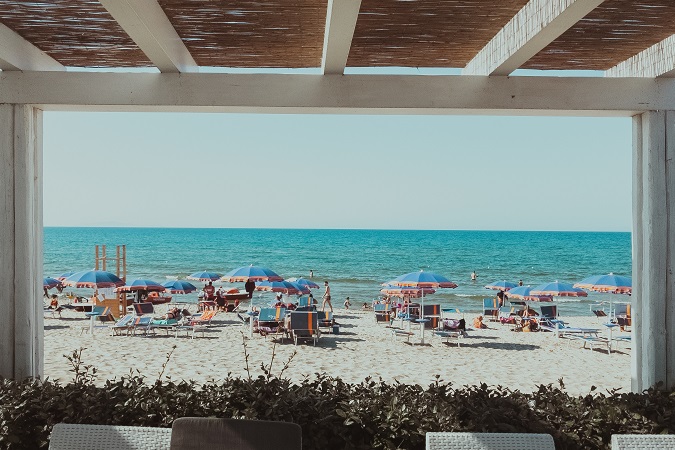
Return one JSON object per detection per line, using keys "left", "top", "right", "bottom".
{"left": 256, "top": 307, "right": 286, "bottom": 337}
{"left": 422, "top": 304, "right": 442, "bottom": 329}
{"left": 169, "top": 417, "right": 301, "bottom": 450}
{"left": 539, "top": 304, "right": 558, "bottom": 321}
{"left": 612, "top": 434, "right": 675, "bottom": 449}
{"left": 317, "top": 311, "right": 334, "bottom": 332}
{"left": 297, "top": 296, "right": 311, "bottom": 308}
{"left": 288, "top": 311, "right": 320, "bottom": 346}
{"left": 110, "top": 313, "right": 136, "bottom": 336}
{"left": 482, "top": 298, "right": 500, "bottom": 321}
{"left": 426, "top": 432, "right": 555, "bottom": 450}
{"left": 374, "top": 303, "right": 392, "bottom": 323}
{"left": 49, "top": 423, "right": 171, "bottom": 450}
{"left": 132, "top": 302, "right": 155, "bottom": 316}
{"left": 130, "top": 316, "right": 154, "bottom": 335}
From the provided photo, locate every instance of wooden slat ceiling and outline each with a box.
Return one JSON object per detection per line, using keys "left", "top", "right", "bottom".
{"left": 347, "top": 0, "right": 531, "bottom": 68}
{"left": 157, "top": 0, "right": 327, "bottom": 68}
{"left": 0, "top": 0, "right": 151, "bottom": 67}
{"left": 0, "top": 0, "right": 674, "bottom": 72}
{"left": 524, "top": 0, "right": 675, "bottom": 70}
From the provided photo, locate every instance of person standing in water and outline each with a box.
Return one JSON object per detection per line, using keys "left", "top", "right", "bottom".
{"left": 471, "top": 271, "right": 477, "bottom": 281}
{"left": 322, "top": 281, "right": 333, "bottom": 312}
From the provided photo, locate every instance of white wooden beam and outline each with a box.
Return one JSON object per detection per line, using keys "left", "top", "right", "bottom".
{"left": 0, "top": 104, "right": 44, "bottom": 380}
{"left": 0, "top": 72, "right": 672, "bottom": 116}
{"left": 0, "top": 23, "right": 64, "bottom": 71}
{"left": 606, "top": 35, "right": 675, "bottom": 78}
{"left": 98, "top": 0, "right": 198, "bottom": 73}
{"left": 321, "top": 0, "right": 362, "bottom": 74}
{"left": 464, "top": 0, "right": 605, "bottom": 76}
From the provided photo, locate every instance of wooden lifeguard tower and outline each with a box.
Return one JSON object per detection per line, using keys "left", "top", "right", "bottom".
{"left": 95, "top": 244, "right": 127, "bottom": 317}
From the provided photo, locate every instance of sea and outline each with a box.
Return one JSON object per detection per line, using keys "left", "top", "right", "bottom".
{"left": 44, "top": 228, "right": 632, "bottom": 316}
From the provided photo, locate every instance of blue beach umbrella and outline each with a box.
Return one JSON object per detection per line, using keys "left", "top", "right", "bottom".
{"left": 530, "top": 281, "right": 588, "bottom": 297}
{"left": 162, "top": 280, "right": 197, "bottom": 294}
{"left": 221, "top": 265, "right": 283, "bottom": 283}
{"left": 256, "top": 280, "right": 306, "bottom": 295}
{"left": 117, "top": 279, "right": 166, "bottom": 292}
{"left": 574, "top": 273, "right": 632, "bottom": 294}
{"left": 62, "top": 270, "right": 125, "bottom": 289}
{"left": 287, "top": 277, "right": 320, "bottom": 289}
{"left": 484, "top": 280, "right": 518, "bottom": 291}
{"left": 506, "top": 285, "right": 552, "bottom": 302}
{"left": 56, "top": 271, "right": 75, "bottom": 281}
{"left": 386, "top": 270, "right": 458, "bottom": 289}
{"left": 187, "top": 271, "right": 222, "bottom": 282}
{"left": 43, "top": 277, "right": 62, "bottom": 289}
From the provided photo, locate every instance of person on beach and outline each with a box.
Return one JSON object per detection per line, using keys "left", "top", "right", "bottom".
{"left": 204, "top": 282, "right": 215, "bottom": 300}
{"left": 362, "top": 302, "right": 370, "bottom": 310}
{"left": 496, "top": 289, "right": 506, "bottom": 307}
{"left": 309, "top": 293, "right": 317, "bottom": 305}
{"left": 473, "top": 315, "right": 488, "bottom": 329}
{"left": 344, "top": 297, "right": 352, "bottom": 309}
{"left": 274, "top": 293, "right": 284, "bottom": 307}
{"left": 48, "top": 294, "right": 59, "bottom": 310}
{"left": 322, "top": 281, "right": 333, "bottom": 312}
{"left": 471, "top": 271, "right": 477, "bottom": 281}
{"left": 244, "top": 279, "right": 256, "bottom": 299}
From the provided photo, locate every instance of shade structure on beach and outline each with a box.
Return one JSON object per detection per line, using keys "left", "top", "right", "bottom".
{"left": 187, "top": 271, "right": 222, "bottom": 282}
{"left": 162, "top": 280, "right": 197, "bottom": 294}
{"left": 574, "top": 273, "right": 632, "bottom": 294}
{"left": 505, "top": 285, "right": 552, "bottom": 302}
{"left": 530, "top": 281, "right": 588, "bottom": 297}
{"left": 56, "top": 271, "right": 75, "bottom": 282}
{"left": 484, "top": 280, "right": 518, "bottom": 291}
{"left": 380, "top": 285, "right": 436, "bottom": 298}
{"left": 62, "top": 270, "right": 125, "bottom": 289}
{"left": 116, "top": 279, "right": 166, "bottom": 292}
{"left": 255, "top": 280, "right": 305, "bottom": 295}
{"left": 221, "top": 265, "right": 283, "bottom": 283}
{"left": 287, "top": 277, "right": 320, "bottom": 289}
{"left": 43, "top": 277, "right": 62, "bottom": 289}
{"left": 385, "top": 270, "right": 458, "bottom": 289}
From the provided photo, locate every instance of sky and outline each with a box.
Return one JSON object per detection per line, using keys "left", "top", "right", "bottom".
{"left": 43, "top": 112, "right": 632, "bottom": 231}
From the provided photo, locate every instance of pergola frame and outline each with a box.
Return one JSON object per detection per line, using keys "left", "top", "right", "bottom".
{"left": 1, "top": 0, "right": 675, "bottom": 392}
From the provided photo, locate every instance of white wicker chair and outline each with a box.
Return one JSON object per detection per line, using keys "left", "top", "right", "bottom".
{"left": 426, "top": 432, "right": 555, "bottom": 450}
{"left": 48, "top": 423, "right": 171, "bottom": 450}
{"left": 612, "top": 434, "right": 675, "bottom": 449}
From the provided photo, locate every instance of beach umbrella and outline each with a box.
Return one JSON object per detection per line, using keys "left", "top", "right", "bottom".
{"left": 530, "top": 281, "right": 588, "bottom": 297}
{"left": 287, "top": 277, "right": 320, "bottom": 289}
{"left": 505, "top": 285, "right": 552, "bottom": 302}
{"left": 43, "top": 277, "right": 62, "bottom": 289}
{"left": 484, "top": 280, "right": 518, "bottom": 291}
{"left": 187, "top": 271, "right": 222, "bottom": 282}
{"left": 255, "top": 280, "right": 305, "bottom": 296}
{"left": 56, "top": 271, "right": 75, "bottom": 282}
{"left": 62, "top": 270, "right": 125, "bottom": 289}
{"left": 162, "top": 280, "right": 197, "bottom": 294}
{"left": 221, "top": 265, "right": 283, "bottom": 282}
{"left": 574, "top": 273, "right": 631, "bottom": 318}
{"left": 380, "top": 285, "right": 436, "bottom": 298}
{"left": 116, "top": 279, "right": 166, "bottom": 292}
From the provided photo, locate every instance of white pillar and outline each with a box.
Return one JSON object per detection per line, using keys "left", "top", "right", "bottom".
{"left": 0, "top": 104, "right": 44, "bottom": 379}
{"left": 632, "top": 110, "right": 675, "bottom": 391}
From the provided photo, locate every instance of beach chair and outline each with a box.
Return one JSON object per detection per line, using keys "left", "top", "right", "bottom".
{"left": 256, "top": 307, "right": 287, "bottom": 338}
{"left": 539, "top": 304, "right": 558, "bottom": 321}
{"left": 612, "top": 434, "right": 675, "bottom": 449}
{"left": 374, "top": 303, "right": 392, "bottom": 324}
{"left": 109, "top": 313, "right": 136, "bottom": 336}
{"left": 169, "top": 417, "right": 301, "bottom": 450}
{"left": 297, "top": 296, "right": 311, "bottom": 308}
{"left": 422, "top": 304, "right": 442, "bottom": 329}
{"left": 48, "top": 423, "right": 172, "bottom": 450}
{"left": 173, "top": 310, "right": 218, "bottom": 338}
{"left": 482, "top": 298, "right": 500, "bottom": 321}
{"left": 132, "top": 302, "right": 155, "bottom": 316}
{"left": 426, "top": 432, "right": 555, "bottom": 450}
{"left": 317, "top": 311, "right": 334, "bottom": 332}
{"left": 129, "top": 316, "right": 154, "bottom": 335}
{"left": 288, "top": 311, "right": 320, "bottom": 346}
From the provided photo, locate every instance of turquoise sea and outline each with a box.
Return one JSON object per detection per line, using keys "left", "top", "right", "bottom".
{"left": 44, "top": 228, "right": 631, "bottom": 316}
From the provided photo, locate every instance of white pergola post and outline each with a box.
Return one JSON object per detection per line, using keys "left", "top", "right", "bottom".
{"left": 632, "top": 110, "right": 675, "bottom": 391}
{"left": 0, "top": 104, "right": 44, "bottom": 380}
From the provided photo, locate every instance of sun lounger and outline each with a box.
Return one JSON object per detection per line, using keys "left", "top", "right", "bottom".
{"left": 483, "top": 298, "right": 500, "bottom": 321}
{"left": 432, "top": 330, "right": 463, "bottom": 347}
{"left": 132, "top": 302, "right": 155, "bottom": 316}
{"left": 426, "top": 432, "right": 555, "bottom": 449}
{"left": 48, "top": 423, "right": 171, "bottom": 450}
{"left": 611, "top": 434, "right": 675, "bottom": 449}
{"left": 374, "top": 303, "right": 392, "bottom": 324}
{"left": 110, "top": 314, "right": 136, "bottom": 336}
{"left": 391, "top": 327, "right": 415, "bottom": 342}
{"left": 288, "top": 311, "right": 320, "bottom": 346}
{"left": 256, "top": 307, "right": 287, "bottom": 338}
{"left": 317, "top": 311, "right": 334, "bottom": 332}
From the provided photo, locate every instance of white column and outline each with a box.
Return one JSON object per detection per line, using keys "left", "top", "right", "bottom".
{"left": 632, "top": 110, "right": 675, "bottom": 390}
{"left": 0, "top": 104, "right": 44, "bottom": 379}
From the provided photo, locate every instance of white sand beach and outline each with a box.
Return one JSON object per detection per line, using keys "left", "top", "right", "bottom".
{"left": 43, "top": 306, "right": 631, "bottom": 396}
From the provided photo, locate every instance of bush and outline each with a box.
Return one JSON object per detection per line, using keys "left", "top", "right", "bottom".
{"left": 1, "top": 349, "right": 674, "bottom": 450}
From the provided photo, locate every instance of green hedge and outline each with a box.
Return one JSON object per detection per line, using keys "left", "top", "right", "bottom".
{"left": 1, "top": 349, "right": 674, "bottom": 450}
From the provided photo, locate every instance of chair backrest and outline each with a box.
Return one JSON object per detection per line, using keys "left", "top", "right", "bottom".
{"left": 115, "top": 314, "right": 135, "bottom": 327}
{"left": 133, "top": 302, "right": 155, "bottom": 315}
{"left": 614, "top": 303, "right": 629, "bottom": 317}
{"left": 290, "top": 311, "right": 318, "bottom": 333}
{"left": 373, "top": 303, "right": 390, "bottom": 312}
{"left": 258, "top": 308, "right": 286, "bottom": 322}
{"left": 422, "top": 304, "right": 441, "bottom": 316}
{"left": 297, "top": 296, "right": 310, "bottom": 307}
{"left": 426, "top": 432, "right": 555, "bottom": 450}
{"left": 49, "top": 423, "right": 171, "bottom": 450}
{"left": 170, "top": 417, "right": 301, "bottom": 450}
{"left": 612, "top": 434, "right": 675, "bottom": 450}
{"left": 540, "top": 305, "right": 558, "bottom": 319}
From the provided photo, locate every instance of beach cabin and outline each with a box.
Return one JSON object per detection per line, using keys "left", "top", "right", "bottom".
{"left": 0, "top": 0, "right": 674, "bottom": 394}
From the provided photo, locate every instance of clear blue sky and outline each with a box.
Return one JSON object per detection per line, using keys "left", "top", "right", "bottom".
{"left": 43, "top": 112, "right": 632, "bottom": 231}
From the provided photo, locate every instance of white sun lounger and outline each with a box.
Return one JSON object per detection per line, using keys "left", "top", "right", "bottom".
{"left": 426, "top": 432, "right": 555, "bottom": 449}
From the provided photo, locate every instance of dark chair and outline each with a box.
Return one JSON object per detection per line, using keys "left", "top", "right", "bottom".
{"left": 170, "top": 417, "right": 301, "bottom": 450}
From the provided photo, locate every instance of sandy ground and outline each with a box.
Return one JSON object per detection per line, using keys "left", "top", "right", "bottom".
{"left": 43, "top": 306, "right": 631, "bottom": 396}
